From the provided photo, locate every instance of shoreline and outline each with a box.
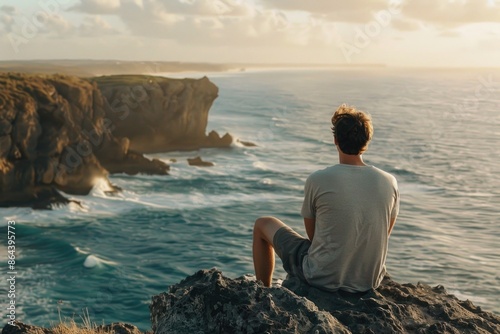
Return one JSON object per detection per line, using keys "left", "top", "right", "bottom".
{"left": 0, "top": 59, "right": 386, "bottom": 77}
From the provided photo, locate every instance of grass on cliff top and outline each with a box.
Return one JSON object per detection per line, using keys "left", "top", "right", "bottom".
{"left": 51, "top": 320, "right": 110, "bottom": 334}
{"left": 50, "top": 309, "right": 113, "bottom": 334}
{"left": 91, "top": 74, "right": 172, "bottom": 86}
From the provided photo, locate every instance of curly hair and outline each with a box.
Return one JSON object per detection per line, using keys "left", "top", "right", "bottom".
{"left": 331, "top": 104, "right": 373, "bottom": 155}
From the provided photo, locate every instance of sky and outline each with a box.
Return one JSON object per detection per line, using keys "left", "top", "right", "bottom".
{"left": 0, "top": 0, "right": 499, "bottom": 67}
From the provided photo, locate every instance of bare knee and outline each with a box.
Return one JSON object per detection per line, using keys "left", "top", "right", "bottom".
{"left": 254, "top": 216, "right": 276, "bottom": 230}
{"left": 253, "top": 216, "right": 286, "bottom": 243}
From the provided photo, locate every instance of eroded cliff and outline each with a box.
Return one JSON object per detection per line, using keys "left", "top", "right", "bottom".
{"left": 93, "top": 75, "right": 233, "bottom": 153}
{"left": 0, "top": 73, "right": 169, "bottom": 208}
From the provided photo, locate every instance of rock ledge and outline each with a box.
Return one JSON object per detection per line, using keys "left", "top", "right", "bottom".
{"left": 3, "top": 269, "right": 499, "bottom": 334}
{"left": 150, "top": 268, "right": 500, "bottom": 334}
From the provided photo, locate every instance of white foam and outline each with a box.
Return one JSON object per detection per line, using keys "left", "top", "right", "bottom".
{"left": 83, "top": 255, "right": 100, "bottom": 268}
{"left": 259, "top": 178, "right": 273, "bottom": 185}
{"left": 89, "top": 177, "right": 117, "bottom": 197}
{"left": 252, "top": 161, "right": 269, "bottom": 171}
{"left": 82, "top": 253, "right": 117, "bottom": 268}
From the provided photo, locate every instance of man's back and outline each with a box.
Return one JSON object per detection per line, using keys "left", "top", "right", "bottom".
{"left": 301, "top": 164, "right": 399, "bottom": 292}
{"left": 252, "top": 104, "right": 399, "bottom": 290}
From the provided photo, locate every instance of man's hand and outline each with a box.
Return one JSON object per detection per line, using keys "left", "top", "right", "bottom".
{"left": 304, "top": 218, "right": 316, "bottom": 241}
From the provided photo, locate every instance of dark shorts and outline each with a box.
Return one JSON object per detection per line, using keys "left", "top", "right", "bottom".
{"left": 273, "top": 226, "right": 311, "bottom": 282}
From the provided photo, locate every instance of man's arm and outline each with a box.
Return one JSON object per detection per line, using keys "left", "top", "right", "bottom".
{"left": 304, "top": 218, "right": 316, "bottom": 241}
{"left": 388, "top": 217, "right": 396, "bottom": 236}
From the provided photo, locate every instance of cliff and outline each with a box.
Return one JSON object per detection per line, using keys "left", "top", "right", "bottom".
{"left": 0, "top": 72, "right": 236, "bottom": 208}
{"left": 0, "top": 73, "right": 169, "bottom": 208}
{"left": 92, "top": 75, "right": 233, "bottom": 153}
{"left": 150, "top": 269, "right": 500, "bottom": 333}
{"left": 3, "top": 269, "right": 499, "bottom": 334}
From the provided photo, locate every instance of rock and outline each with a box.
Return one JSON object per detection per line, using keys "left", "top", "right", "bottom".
{"left": 3, "top": 269, "right": 499, "bottom": 334}
{"left": 237, "top": 139, "right": 257, "bottom": 147}
{"left": 150, "top": 269, "right": 500, "bottom": 334}
{"left": 0, "top": 116, "right": 13, "bottom": 135}
{"left": 2, "top": 322, "right": 51, "bottom": 334}
{"left": 97, "top": 323, "right": 144, "bottom": 334}
{"left": 0, "top": 186, "right": 81, "bottom": 210}
{"left": 205, "top": 130, "right": 234, "bottom": 148}
{"left": 187, "top": 156, "right": 214, "bottom": 167}
{"left": 0, "top": 134, "right": 11, "bottom": 158}
{"left": 150, "top": 268, "right": 350, "bottom": 334}
{"left": 282, "top": 274, "right": 500, "bottom": 334}
{"left": 0, "top": 73, "right": 169, "bottom": 208}
{"left": 104, "top": 150, "right": 169, "bottom": 175}
{"left": 93, "top": 75, "right": 233, "bottom": 153}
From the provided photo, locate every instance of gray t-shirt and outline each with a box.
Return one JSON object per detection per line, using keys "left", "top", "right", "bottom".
{"left": 301, "top": 164, "right": 399, "bottom": 292}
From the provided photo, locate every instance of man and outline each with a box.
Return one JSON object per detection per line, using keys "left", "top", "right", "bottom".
{"left": 253, "top": 104, "right": 399, "bottom": 291}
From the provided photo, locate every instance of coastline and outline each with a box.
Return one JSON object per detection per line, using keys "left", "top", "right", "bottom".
{"left": 0, "top": 60, "right": 386, "bottom": 77}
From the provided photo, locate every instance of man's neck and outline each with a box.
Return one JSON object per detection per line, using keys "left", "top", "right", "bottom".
{"left": 338, "top": 152, "right": 367, "bottom": 166}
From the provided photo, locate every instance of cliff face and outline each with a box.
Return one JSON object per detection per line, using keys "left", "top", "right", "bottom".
{"left": 0, "top": 73, "right": 169, "bottom": 208}
{"left": 151, "top": 269, "right": 350, "bottom": 334}
{"left": 93, "top": 75, "right": 232, "bottom": 153}
{"left": 150, "top": 269, "right": 500, "bottom": 334}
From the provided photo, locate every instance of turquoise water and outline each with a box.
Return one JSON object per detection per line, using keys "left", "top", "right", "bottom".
{"left": 1, "top": 69, "right": 499, "bottom": 329}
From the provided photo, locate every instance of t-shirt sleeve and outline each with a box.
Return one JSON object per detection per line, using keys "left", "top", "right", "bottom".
{"left": 391, "top": 183, "right": 400, "bottom": 220}
{"left": 301, "top": 174, "right": 316, "bottom": 219}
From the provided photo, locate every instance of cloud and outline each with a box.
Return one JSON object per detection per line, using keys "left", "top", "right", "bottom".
{"left": 261, "top": 0, "right": 388, "bottom": 15}
{"left": 42, "top": 14, "right": 75, "bottom": 37}
{"left": 79, "top": 16, "right": 120, "bottom": 37}
{"left": 0, "top": 14, "right": 14, "bottom": 33}
{"left": 2, "top": 5, "right": 119, "bottom": 44}
{"left": 69, "top": 0, "right": 121, "bottom": 14}
{"left": 477, "top": 36, "right": 500, "bottom": 50}
{"left": 163, "top": 0, "right": 255, "bottom": 17}
{"left": 67, "top": 0, "right": 335, "bottom": 48}
{"left": 261, "top": 0, "right": 401, "bottom": 22}
{"left": 0, "top": 5, "right": 18, "bottom": 15}
{"left": 71, "top": 0, "right": 254, "bottom": 17}
{"left": 262, "top": 0, "right": 500, "bottom": 33}
{"left": 401, "top": 0, "right": 500, "bottom": 28}
{"left": 391, "top": 18, "right": 421, "bottom": 31}
{"left": 439, "top": 30, "right": 461, "bottom": 38}
{"left": 0, "top": 5, "right": 18, "bottom": 33}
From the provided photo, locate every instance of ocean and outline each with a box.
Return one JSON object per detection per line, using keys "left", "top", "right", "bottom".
{"left": 1, "top": 68, "right": 499, "bottom": 330}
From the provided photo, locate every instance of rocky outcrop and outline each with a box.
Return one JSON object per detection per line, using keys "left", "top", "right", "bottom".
{"left": 151, "top": 269, "right": 349, "bottom": 334}
{"left": 3, "top": 269, "right": 499, "bottom": 334}
{"left": 92, "top": 75, "right": 233, "bottom": 153}
{"left": 150, "top": 269, "right": 500, "bottom": 334}
{"left": 187, "top": 156, "right": 214, "bottom": 167}
{"left": 0, "top": 72, "right": 245, "bottom": 208}
{"left": 0, "top": 73, "right": 169, "bottom": 208}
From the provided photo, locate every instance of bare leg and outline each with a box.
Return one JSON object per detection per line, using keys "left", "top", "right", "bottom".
{"left": 252, "top": 216, "right": 287, "bottom": 287}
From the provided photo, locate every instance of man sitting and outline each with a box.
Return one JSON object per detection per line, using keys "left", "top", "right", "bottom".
{"left": 252, "top": 104, "right": 399, "bottom": 292}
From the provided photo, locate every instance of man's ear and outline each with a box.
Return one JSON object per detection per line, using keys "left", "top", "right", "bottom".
{"left": 334, "top": 137, "right": 338, "bottom": 146}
